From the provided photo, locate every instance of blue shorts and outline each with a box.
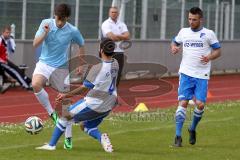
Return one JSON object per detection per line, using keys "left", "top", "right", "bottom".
{"left": 178, "top": 73, "right": 208, "bottom": 102}
{"left": 68, "top": 99, "right": 110, "bottom": 123}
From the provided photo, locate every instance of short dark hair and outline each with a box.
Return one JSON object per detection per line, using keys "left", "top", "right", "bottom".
{"left": 100, "top": 38, "right": 115, "bottom": 56}
{"left": 189, "top": 7, "right": 203, "bottom": 18}
{"left": 54, "top": 3, "right": 71, "bottom": 20}
{"left": 2, "top": 25, "right": 11, "bottom": 32}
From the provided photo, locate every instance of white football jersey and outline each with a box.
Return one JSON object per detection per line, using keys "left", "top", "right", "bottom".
{"left": 174, "top": 27, "right": 221, "bottom": 79}
{"left": 83, "top": 58, "right": 119, "bottom": 112}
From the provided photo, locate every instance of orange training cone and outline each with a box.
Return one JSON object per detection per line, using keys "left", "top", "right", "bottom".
{"left": 207, "top": 91, "right": 213, "bottom": 98}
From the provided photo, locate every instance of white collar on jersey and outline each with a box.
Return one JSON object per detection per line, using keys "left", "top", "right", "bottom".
{"left": 108, "top": 17, "right": 120, "bottom": 24}
{"left": 103, "top": 59, "right": 114, "bottom": 63}
{"left": 53, "top": 18, "right": 68, "bottom": 29}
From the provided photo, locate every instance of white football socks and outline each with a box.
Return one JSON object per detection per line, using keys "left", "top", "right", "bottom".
{"left": 35, "top": 88, "right": 54, "bottom": 115}
{"left": 65, "top": 120, "right": 72, "bottom": 138}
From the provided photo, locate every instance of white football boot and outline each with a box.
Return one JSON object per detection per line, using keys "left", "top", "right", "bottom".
{"left": 35, "top": 143, "right": 56, "bottom": 151}
{"left": 101, "top": 133, "right": 113, "bottom": 153}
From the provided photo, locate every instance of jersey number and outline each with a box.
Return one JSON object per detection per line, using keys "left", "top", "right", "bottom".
{"left": 108, "top": 77, "right": 116, "bottom": 94}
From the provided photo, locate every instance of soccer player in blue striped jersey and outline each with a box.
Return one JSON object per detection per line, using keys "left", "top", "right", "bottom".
{"left": 170, "top": 7, "right": 221, "bottom": 147}
{"left": 32, "top": 3, "right": 85, "bottom": 150}
{"left": 36, "top": 38, "right": 118, "bottom": 153}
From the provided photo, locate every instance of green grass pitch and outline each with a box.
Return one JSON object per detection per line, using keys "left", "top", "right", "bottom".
{"left": 0, "top": 101, "right": 240, "bottom": 160}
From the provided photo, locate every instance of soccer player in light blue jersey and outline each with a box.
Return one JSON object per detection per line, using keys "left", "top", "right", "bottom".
{"left": 32, "top": 3, "right": 85, "bottom": 150}
{"left": 36, "top": 38, "right": 118, "bottom": 153}
{"left": 170, "top": 7, "right": 221, "bottom": 147}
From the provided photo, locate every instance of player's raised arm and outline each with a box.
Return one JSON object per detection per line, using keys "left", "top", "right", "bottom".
{"left": 33, "top": 23, "right": 49, "bottom": 48}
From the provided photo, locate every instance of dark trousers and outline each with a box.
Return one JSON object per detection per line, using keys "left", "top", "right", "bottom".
{"left": 0, "top": 60, "right": 31, "bottom": 88}
{"left": 113, "top": 53, "right": 124, "bottom": 87}
{"left": 0, "top": 65, "right": 7, "bottom": 81}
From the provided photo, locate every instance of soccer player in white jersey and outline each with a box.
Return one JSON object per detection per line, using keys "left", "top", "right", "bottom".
{"left": 32, "top": 3, "right": 85, "bottom": 150}
{"left": 36, "top": 38, "right": 118, "bottom": 153}
{"left": 170, "top": 7, "right": 221, "bottom": 147}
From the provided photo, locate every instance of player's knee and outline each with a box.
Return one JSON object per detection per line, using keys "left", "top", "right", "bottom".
{"left": 58, "top": 118, "right": 68, "bottom": 128}
{"left": 31, "top": 81, "right": 42, "bottom": 93}
{"left": 195, "top": 100, "right": 205, "bottom": 110}
{"left": 179, "top": 100, "right": 188, "bottom": 108}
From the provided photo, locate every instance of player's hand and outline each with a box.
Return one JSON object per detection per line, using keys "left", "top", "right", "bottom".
{"left": 200, "top": 55, "right": 210, "bottom": 64}
{"left": 43, "top": 24, "right": 50, "bottom": 33}
{"left": 171, "top": 45, "right": 181, "bottom": 54}
{"left": 55, "top": 93, "right": 66, "bottom": 105}
{"left": 75, "top": 66, "right": 85, "bottom": 75}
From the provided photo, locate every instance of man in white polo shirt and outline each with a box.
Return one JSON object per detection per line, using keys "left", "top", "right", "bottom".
{"left": 101, "top": 6, "right": 130, "bottom": 86}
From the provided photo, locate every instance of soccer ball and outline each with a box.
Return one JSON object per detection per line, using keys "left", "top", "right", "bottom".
{"left": 24, "top": 116, "right": 43, "bottom": 135}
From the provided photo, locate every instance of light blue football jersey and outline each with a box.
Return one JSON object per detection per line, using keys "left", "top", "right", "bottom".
{"left": 35, "top": 18, "right": 84, "bottom": 68}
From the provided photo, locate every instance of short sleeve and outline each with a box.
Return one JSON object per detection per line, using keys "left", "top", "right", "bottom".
{"left": 35, "top": 20, "right": 45, "bottom": 38}
{"left": 173, "top": 28, "right": 183, "bottom": 45}
{"left": 121, "top": 23, "right": 128, "bottom": 33}
{"left": 101, "top": 21, "right": 112, "bottom": 37}
{"left": 85, "top": 63, "right": 102, "bottom": 85}
{"left": 72, "top": 28, "right": 85, "bottom": 46}
{"left": 208, "top": 30, "right": 221, "bottom": 49}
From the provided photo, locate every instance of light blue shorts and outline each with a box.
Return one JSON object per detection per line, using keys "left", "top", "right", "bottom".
{"left": 178, "top": 73, "right": 208, "bottom": 102}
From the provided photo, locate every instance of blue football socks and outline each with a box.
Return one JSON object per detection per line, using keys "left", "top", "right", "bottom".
{"left": 85, "top": 127, "right": 102, "bottom": 142}
{"left": 189, "top": 107, "right": 204, "bottom": 131}
{"left": 175, "top": 106, "right": 187, "bottom": 137}
{"left": 49, "top": 119, "right": 67, "bottom": 146}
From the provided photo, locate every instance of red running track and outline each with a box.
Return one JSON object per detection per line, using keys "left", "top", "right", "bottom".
{"left": 0, "top": 74, "right": 239, "bottom": 123}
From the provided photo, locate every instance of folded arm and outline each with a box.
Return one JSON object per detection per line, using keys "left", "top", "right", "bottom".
{"left": 106, "top": 31, "right": 130, "bottom": 41}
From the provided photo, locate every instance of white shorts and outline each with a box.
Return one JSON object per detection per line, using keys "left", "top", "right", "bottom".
{"left": 33, "top": 61, "right": 70, "bottom": 92}
{"left": 33, "top": 61, "right": 56, "bottom": 80}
